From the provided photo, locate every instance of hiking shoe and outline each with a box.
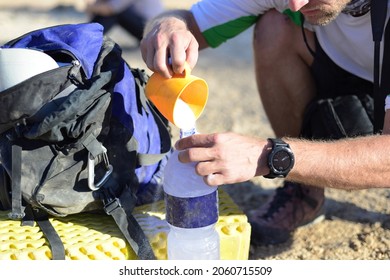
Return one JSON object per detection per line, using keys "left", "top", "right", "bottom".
{"left": 248, "top": 182, "right": 325, "bottom": 245}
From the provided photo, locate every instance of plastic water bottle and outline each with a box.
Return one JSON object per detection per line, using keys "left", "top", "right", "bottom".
{"left": 164, "top": 140, "right": 220, "bottom": 259}
{"left": 163, "top": 103, "right": 220, "bottom": 259}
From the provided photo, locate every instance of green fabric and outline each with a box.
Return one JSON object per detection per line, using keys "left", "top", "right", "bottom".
{"left": 203, "top": 15, "right": 259, "bottom": 48}
{"left": 202, "top": 10, "right": 303, "bottom": 48}
{"left": 283, "top": 9, "right": 304, "bottom": 26}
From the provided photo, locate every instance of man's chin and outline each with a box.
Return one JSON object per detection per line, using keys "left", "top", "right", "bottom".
{"left": 305, "top": 16, "right": 335, "bottom": 26}
{"left": 304, "top": 12, "right": 339, "bottom": 26}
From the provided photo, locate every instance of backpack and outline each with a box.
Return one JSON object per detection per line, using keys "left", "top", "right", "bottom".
{"left": 0, "top": 23, "right": 172, "bottom": 260}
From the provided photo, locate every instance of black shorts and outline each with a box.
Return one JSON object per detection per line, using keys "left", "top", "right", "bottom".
{"left": 301, "top": 37, "right": 375, "bottom": 139}
{"left": 310, "top": 38, "right": 373, "bottom": 99}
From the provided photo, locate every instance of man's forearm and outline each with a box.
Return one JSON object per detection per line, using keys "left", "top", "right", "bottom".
{"left": 286, "top": 135, "right": 390, "bottom": 189}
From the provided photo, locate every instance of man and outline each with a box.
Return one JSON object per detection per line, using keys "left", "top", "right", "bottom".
{"left": 140, "top": 0, "right": 390, "bottom": 245}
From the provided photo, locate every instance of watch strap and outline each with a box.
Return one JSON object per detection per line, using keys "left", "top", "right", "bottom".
{"left": 264, "top": 138, "right": 294, "bottom": 179}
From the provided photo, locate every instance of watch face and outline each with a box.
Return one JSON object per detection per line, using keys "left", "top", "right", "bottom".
{"left": 272, "top": 149, "right": 292, "bottom": 171}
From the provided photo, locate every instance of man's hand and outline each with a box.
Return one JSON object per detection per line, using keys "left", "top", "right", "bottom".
{"left": 175, "top": 132, "right": 269, "bottom": 186}
{"left": 140, "top": 13, "right": 199, "bottom": 78}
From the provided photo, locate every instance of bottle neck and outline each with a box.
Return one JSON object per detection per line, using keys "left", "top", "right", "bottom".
{"left": 179, "top": 126, "right": 197, "bottom": 138}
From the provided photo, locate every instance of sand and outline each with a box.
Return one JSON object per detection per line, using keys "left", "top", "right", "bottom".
{"left": 1, "top": 0, "right": 389, "bottom": 260}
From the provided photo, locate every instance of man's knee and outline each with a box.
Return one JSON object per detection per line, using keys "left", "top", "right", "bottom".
{"left": 253, "top": 10, "right": 302, "bottom": 60}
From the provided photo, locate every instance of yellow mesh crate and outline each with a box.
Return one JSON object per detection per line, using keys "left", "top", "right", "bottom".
{"left": 0, "top": 189, "right": 250, "bottom": 260}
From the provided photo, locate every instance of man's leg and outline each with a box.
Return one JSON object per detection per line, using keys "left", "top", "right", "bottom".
{"left": 117, "top": 6, "right": 146, "bottom": 42}
{"left": 90, "top": 15, "right": 118, "bottom": 34}
{"left": 254, "top": 10, "right": 315, "bottom": 137}
{"left": 248, "top": 10, "right": 325, "bottom": 245}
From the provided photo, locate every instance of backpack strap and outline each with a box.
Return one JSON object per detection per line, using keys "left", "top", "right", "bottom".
{"left": 8, "top": 141, "right": 24, "bottom": 220}
{"left": 31, "top": 207, "right": 66, "bottom": 260}
{"left": 379, "top": 10, "right": 390, "bottom": 131}
{"left": 371, "top": 0, "right": 389, "bottom": 133}
{"left": 137, "top": 105, "right": 172, "bottom": 166}
{"left": 3, "top": 141, "right": 66, "bottom": 259}
{"left": 102, "top": 186, "right": 156, "bottom": 260}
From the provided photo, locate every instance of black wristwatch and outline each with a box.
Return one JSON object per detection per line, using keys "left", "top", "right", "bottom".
{"left": 264, "top": 138, "right": 295, "bottom": 179}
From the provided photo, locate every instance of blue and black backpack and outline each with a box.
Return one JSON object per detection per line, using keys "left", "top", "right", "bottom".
{"left": 0, "top": 23, "right": 171, "bottom": 260}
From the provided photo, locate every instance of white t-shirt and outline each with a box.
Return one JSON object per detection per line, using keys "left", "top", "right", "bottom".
{"left": 190, "top": 0, "right": 390, "bottom": 110}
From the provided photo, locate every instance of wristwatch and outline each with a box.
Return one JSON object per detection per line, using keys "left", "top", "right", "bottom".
{"left": 264, "top": 138, "right": 295, "bottom": 179}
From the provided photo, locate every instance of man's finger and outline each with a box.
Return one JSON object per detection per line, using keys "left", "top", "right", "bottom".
{"left": 175, "top": 134, "right": 215, "bottom": 150}
{"left": 203, "top": 173, "right": 222, "bottom": 187}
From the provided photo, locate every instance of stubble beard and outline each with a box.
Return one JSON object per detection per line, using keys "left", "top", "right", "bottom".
{"left": 304, "top": 2, "right": 349, "bottom": 26}
{"left": 306, "top": 10, "right": 339, "bottom": 26}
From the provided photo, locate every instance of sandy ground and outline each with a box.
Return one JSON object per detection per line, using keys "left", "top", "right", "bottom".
{"left": 1, "top": 0, "right": 389, "bottom": 260}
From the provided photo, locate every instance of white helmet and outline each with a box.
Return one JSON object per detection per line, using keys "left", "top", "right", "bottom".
{"left": 0, "top": 48, "right": 59, "bottom": 92}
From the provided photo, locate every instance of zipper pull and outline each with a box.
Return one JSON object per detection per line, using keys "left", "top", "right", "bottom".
{"left": 68, "top": 60, "right": 83, "bottom": 85}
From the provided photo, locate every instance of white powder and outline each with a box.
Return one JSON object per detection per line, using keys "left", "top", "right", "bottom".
{"left": 173, "top": 98, "right": 196, "bottom": 129}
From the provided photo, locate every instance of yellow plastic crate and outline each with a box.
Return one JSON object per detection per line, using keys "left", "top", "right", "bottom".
{"left": 0, "top": 189, "right": 250, "bottom": 260}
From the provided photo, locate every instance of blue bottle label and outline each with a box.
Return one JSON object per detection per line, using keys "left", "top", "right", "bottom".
{"left": 165, "top": 191, "right": 218, "bottom": 228}
{"left": 180, "top": 127, "right": 197, "bottom": 138}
